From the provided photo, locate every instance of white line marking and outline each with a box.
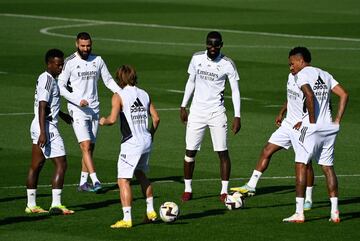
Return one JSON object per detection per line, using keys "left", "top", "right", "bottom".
{"left": 0, "top": 71, "right": 8, "bottom": 74}
{"left": 1, "top": 174, "right": 359, "bottom": 189}
{"left": 2, "top": 13, "right": 360, "bottom": 48}
{"left": 0, "top": 112, "right": 33, "bottom": 116}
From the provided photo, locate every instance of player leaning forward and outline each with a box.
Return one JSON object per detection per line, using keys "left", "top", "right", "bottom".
{"left": 58, "top": 32, "right": 121, "bottom": 192}
{"left": 26, "top": 49, "right": 74, "bottom": 215}
{"left": 100, "top": 65, "right": 160, "bottom": 228}
{"left": 180, "top": 31, "right": 241, "bottom": 202}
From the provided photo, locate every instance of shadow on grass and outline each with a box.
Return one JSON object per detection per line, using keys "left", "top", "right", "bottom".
{"left": 0, "top": 215, "right": 50, "bottom": 226}
{"left": 255, "top": 185, "right": 295, "bottom": 196}
{"left": 0, "top": 194, "right": 51, "bottom": 203}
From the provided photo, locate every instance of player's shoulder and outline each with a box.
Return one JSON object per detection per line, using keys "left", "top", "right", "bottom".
{"left": 221, "top": 54, "right": 237, "bottom": 69}
{"left": 192, "top": 50, "right": 206, "bottom": 58}
{"left": 37, "top": 72, "right": 54, "bottom": 90}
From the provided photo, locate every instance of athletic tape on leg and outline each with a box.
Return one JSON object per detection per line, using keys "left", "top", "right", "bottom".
{"left": 184, "top": 155, "right": 195, "bottom": 163}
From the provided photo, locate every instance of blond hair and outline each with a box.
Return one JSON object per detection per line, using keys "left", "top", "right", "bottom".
{"left": 115, "top": 65, "right": 138, "bottom": 88}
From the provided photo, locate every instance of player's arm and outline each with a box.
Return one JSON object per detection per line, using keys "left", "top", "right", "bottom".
{"left": 228, "top": 76, "right": 241, "bottom": 134}
{"left": 99, "top": 93, "right": 122, "bottom": 126}
{"left": 59, "top": 111, "right": 73, "bottom": 125}
{"left": 100, "top": 59, "right": 121, "bottom": 93}
{"left": 149, "top": 99, "right": 160, "bottom": 140}
{"left": 276, "top": 101, "right": 287, "bottom": 127}
{"left": 58, "top": 69, "right": 86, "bottom": 106}
{"left": 180, "top": 74, "right": 195, "bottom": 124}
{"left": 38, "top": 101, "right": 47, "bottom": 148}
{"left": 331, "top": 84, "right": 349, "bottom": 124}
{"left": 301, "top": 84, "right": 315, "bottom": 124}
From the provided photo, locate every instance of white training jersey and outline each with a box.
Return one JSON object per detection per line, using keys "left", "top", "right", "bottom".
{"left": 33, "top": 71, "right": 61, "bottom": 126}
{"left": 282, "top": 72, "right": 310, "bottom": 128}
{"left": 298, "top": 66, "right": 339, "bottom": 124}
{"left": 58, "top": 52, "right": 120, "bottom": 113}
{"left": 117, "top": 86, "right": 152, "bottom": 154}
{"left": 183, "top": 51, "right": 241, "bottom": 116}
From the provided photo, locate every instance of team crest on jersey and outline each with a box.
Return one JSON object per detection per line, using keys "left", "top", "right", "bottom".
{"left": 92, "top": 62, "right": 96, "bottom": 68}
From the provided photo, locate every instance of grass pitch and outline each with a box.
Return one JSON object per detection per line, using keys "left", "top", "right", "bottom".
{"left": 0, "top": 0, "right": 359, "bottom": 240}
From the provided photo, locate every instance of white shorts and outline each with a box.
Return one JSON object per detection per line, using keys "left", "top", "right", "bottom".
{"left": 269, "top": 123, "right": 316, "bottom": 164}
{"left": 313, "top": 123, "right": 339, "bottom": 166}
{"left": 186, "top": 110, "right": 228, "bottom": 152}
{"left": 70, "top": 108, "right": 99, "bottom": 143}
{"left": 117, "top": 152, "right": 150, "bottom": 179}
{"left": 30, "top": 120, "right": 66, "bottom": 159}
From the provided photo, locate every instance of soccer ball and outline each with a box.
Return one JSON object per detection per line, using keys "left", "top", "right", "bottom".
{"left": 159, "top": 201, "right": 179, "bottom": 223}
{"left": 224, "top": 192, "right": 244, "bottom": 210}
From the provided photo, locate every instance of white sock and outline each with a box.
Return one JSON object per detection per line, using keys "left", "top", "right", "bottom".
{"left": 122, "top": 206, "right": 132, "bottom": 221}
{"left": 146, "top": 197, "right": 154, "bottom": 213}
{"left": 330, "top": 197, "right": 338, "bottom": 213}
{"left": 305, "top": 186, "right": 313, "bottom": 203}
{"left": 80, "top": 172, "right": 89, "bottom": 186}
{"left": 89, "top": 173, "right": 100, "bottom": 185}
{"left": 296, "top": 197, "right": 304, "bottom": 214}
{"left": 51, "top": 189, "right": 62, "bottom": 207}
{"left": 184, "top": 179, "right": 192, "bottom": 192}
{"left": 27, "top": 189, "right": 37, "bottom": 207}
{"left": 220, "top": 180, "right": 229, "bottom": 194}
{"left": 247, "top": 170, "right": 262, "bottom": 188}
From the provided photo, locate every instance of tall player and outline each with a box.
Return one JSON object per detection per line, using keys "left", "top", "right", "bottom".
{"left": 180, "top": 31, "right": 241, "bottom": 202}
{"left": 100, "top": 65, "right": 160, "bottom": 228}
{"left": 58, "top": 32, "right": 121, "bottom": 192}
{"left": 26, "top": 49, "right": 74, "bottom": 215}
{"left": 284, "top": 47, "right": 348, "bottom": 223}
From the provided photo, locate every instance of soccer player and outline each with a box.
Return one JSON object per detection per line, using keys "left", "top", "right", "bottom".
{"left": 99, "top": 65, "right": 160, "bottom": 228}
{"left": 284, "top": 47, "right": 348, "bottom": 222}
{"left": 180, "top": 31, "right": 241, "bottom": 202}
{"left": 231, "top": 47, "right": 317, "bottom": 222}
{"left": 26, "top": 48, "right": 74, "bottom": 215}
{"left": 58, "top": 32, "right": 121, "bottom": 192}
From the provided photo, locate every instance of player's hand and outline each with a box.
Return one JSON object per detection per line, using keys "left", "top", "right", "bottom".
{"left": 275, "top": 114, "right": 283, "bottom": 127}
{"left": 232, "top": 117, "right": 241, "bottom": 134}
{"left": 80, "top": 99, "right": 89, "bottom": 107}
{"left": 99, "top": 117, "right": 106, "bottom": 126}
{"left": 293, "top": 121, "right": 302, "bottom": 130}
{"left": 180, "top": 107, "right": 188, "bottom": 124}
{"left": 37, "top": 132, "right": 47, "bottom": 148}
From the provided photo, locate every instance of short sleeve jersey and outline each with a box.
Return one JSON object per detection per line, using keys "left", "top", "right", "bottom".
{"left": 58, "top": 52, "right": 116, "bottom": 112}
{"left": 282, "top": 72, "right": 310, "bottom": 127}
{"left": 33, "top": 72, "right": 60, "bottom": 125}
{"left": 116, "top": 86, "right": 152, "bottom": 154}
{"left": 299, "top": 66, "right": 339, "bottom": 124}
{"left": 188, "top": 51, "right": 240, "bottom": 113}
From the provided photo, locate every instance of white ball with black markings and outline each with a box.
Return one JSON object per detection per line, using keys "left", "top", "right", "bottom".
{"left": 225, "top": 192, "right": 244, "bottom": 210}
{"left": 159, "top": 202, "right": 179, "bottom": 223}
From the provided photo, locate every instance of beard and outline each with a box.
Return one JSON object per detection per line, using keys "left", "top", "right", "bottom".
{"left": 77, "top": 48, "right": 91, "bottom": 60}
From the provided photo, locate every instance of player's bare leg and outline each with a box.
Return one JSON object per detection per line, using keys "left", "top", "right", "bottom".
{"left": 321, "top": 165, "right": 340, "bottom": 222}
{"left": 79, "top": 141, "right": 101, "bottom": 191}
{"left": 111, "top": 178, "right": 133, "bottom": 228}
{"left": 182, "top": 150, "right": 197, "bottom": 201}
{"left": 304, "top": 162, "right": 314, "bottom": 210}
{"left": 218, "top": 150, "right": 231, "bottom": 202}
{"left": 135, "top": 170, "right": 157, "bottom": 222}
{"left": 25, "top": 144, "right": 48, "bottom": 213}
{"left": 231, "top": 143, "right": 282, "bottom": 195}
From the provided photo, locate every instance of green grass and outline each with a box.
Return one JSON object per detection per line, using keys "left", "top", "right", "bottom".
{"left": 0, "top": 0, "right": 360, "bottom": 240}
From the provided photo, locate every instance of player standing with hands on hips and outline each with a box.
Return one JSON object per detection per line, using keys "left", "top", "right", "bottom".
{"left": 100, "top": 65, "right": 160, "bottom": 228}
{"left": 58, "top": 32, "right": 121, "bottom": 192}
{"left": 26, "top": 49, "right": 74, "bottom": 215}
{"left": 180, "top": 31, "right": 241, "bottom": 202}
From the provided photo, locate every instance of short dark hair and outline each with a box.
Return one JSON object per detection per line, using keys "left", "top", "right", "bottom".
{"left": 45, "top": 48, "right": 64, "bottom": 64}
{"left": 77, "top": 32, "right": 91, "bottom": 40}
{"left": 206, "top": 31, "right": 222, "bottom": 41}
{"left": 289, "top": 47, "right": 311, "bottom": 63}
